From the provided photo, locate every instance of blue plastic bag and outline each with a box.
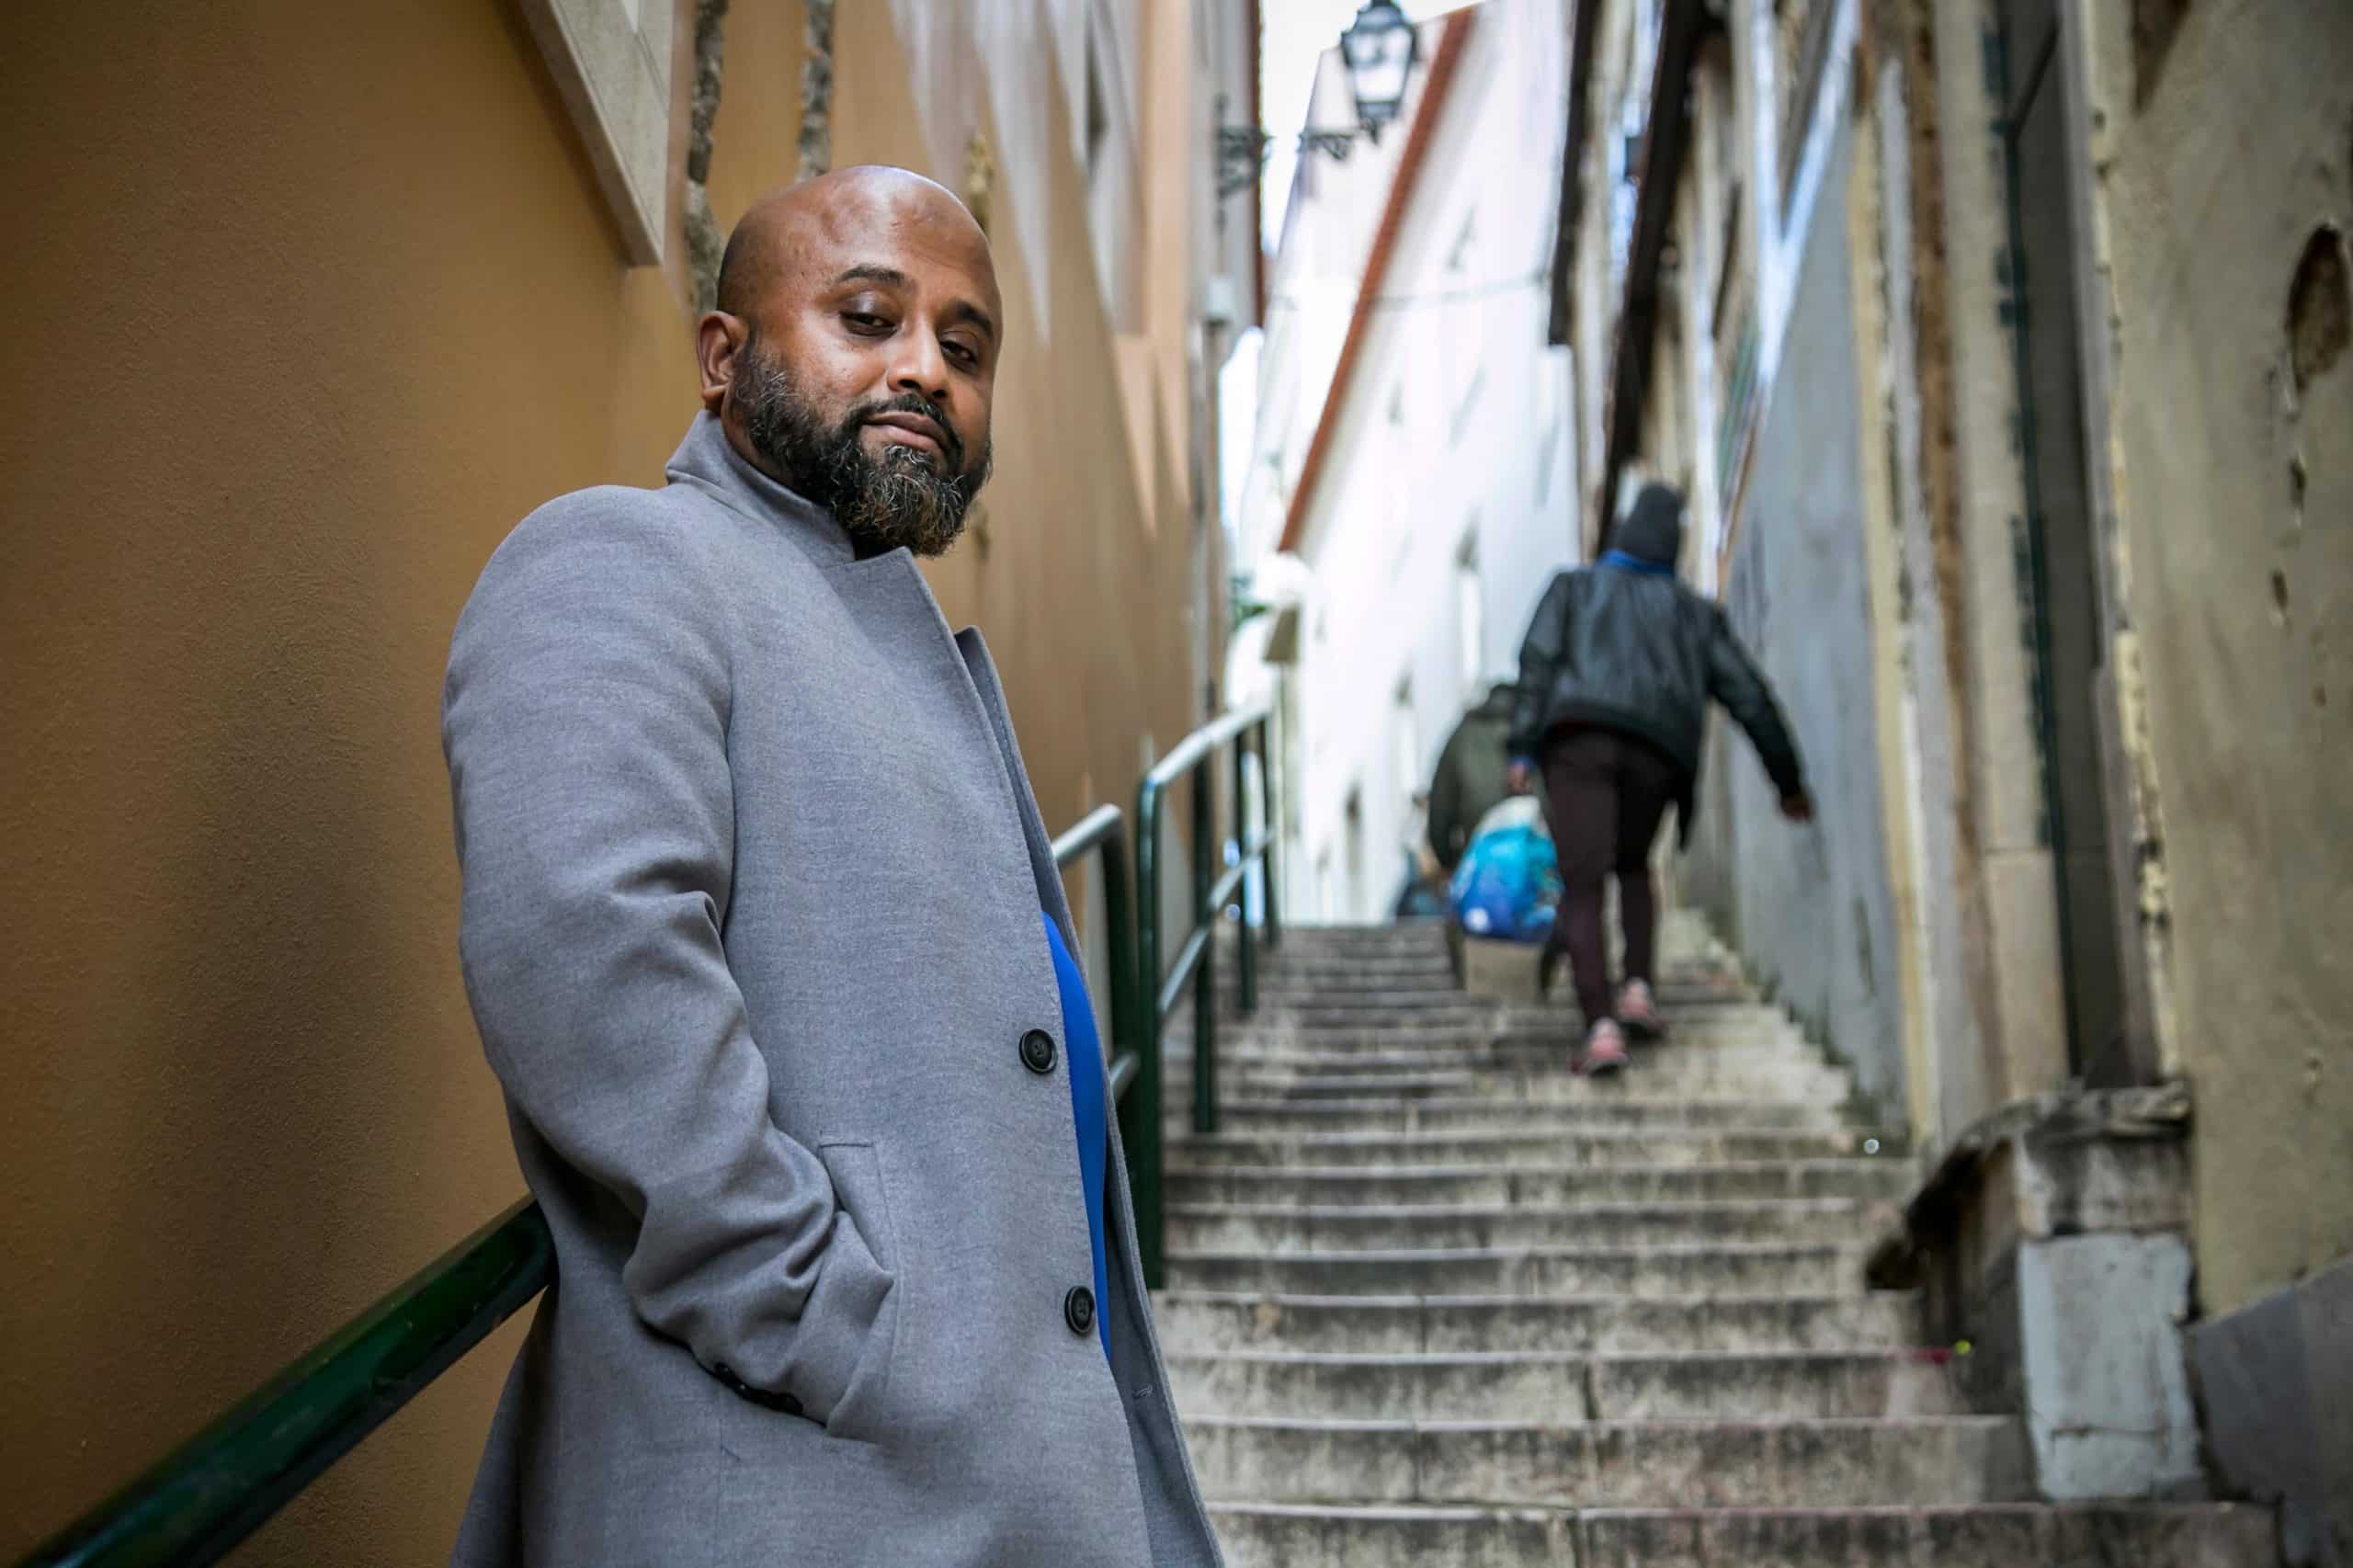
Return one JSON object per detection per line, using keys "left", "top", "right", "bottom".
{"left": 1449, "top": 800, "right": 1561, "bottom": 944}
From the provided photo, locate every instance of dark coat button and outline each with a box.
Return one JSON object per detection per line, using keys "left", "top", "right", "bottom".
{"left": 1020, "top": 1028, "right": 1059, "bottom": 1074}
{"left": 1063, "top": 1285, "right": 1097, "bottom": 1336}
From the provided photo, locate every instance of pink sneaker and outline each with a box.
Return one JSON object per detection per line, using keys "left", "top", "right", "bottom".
{"left": 1577, "top": 1019, "right": 1630, "bottom": 1076}
{"left": 1616, "top": 979, "right": 1666, "bottom": 1041}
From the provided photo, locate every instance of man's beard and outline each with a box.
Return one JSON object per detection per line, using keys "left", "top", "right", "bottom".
{"left": 734, "top": 340, "right": 991, "bottom": 559}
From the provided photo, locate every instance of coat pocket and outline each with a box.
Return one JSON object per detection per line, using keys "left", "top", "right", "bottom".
{"left": 813, "top": 1141, "right": 901, "bottom": 1443}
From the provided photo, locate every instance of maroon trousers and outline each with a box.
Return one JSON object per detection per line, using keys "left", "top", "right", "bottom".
{"left": 1539, "top": 728, "right": 1682, "bottom": 1026}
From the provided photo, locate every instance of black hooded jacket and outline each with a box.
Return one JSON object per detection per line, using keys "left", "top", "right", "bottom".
{"left": 1508, "top": 484, "right": 1805, "bottom": 840}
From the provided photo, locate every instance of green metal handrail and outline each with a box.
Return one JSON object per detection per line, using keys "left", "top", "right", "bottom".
{"left": 17, "top": 1199, "right": 553, "bottom": 1568}
{"left": 17, "top": 744, "right": 1264, "bottom": 1567}
{"left": 1135, "top": 704, "right": 1282, "bottom": 1232}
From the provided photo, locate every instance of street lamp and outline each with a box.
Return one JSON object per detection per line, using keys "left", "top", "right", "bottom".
{"left": 1300, "top": 1, "right": 1422, "bottom": 164}
{"left": 1338, "top": 1, "right": 1418, "bottom": 139}
{"left": 1218, "top": 2, "right": 1423, "bottom": 187}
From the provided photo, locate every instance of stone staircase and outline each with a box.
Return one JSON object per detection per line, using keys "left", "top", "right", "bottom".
{"left": 1156, "top": 918, "right": 2277, "bottom": 1566}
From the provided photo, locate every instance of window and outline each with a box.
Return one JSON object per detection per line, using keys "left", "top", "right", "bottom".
{"left": 1085, "top": 25, "right": 1111, "bottom": 178}
{"left": 1343, "top": 790, "right": 1366, "bottom": 920}
{"left": 1535, "top": 347, "right": 1567, "bottom": 505}
{"left": 1456, "top": 542, "right": 1484, "bottom": 691}
{"left": 1775, "top": 0, "right": 1839, "bottom": 210}
{"left": 1448, "top": 366, "right": 1487, "bottom": 446}
{"left": 1446, "top": 209, "right": 1477, "bottom": 273}
{"left": 1393, "top": 682, "right": 1419, "bottom": 808}
{"left": 522, "top": 0, "right": 677, "bottom": 264}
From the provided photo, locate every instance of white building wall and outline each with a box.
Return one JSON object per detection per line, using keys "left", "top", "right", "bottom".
{"left": 1234, "top": 0, "right": 1580, "bottom": 925}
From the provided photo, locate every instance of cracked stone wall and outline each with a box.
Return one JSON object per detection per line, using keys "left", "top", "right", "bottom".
{"left": 2068, "top": 0, "right": 2353, "bottom": 1325}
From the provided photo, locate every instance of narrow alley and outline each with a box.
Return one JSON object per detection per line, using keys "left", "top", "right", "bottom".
{"left": 3, "top": 0, "right": 2347, "bottom": 1563}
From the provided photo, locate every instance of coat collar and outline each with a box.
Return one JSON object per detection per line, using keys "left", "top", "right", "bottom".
{"left": 664, "top": 410, "right": 857, "bottom": 567}
{"left": 665, "top": 414, "right": 1075, "bottom": 935}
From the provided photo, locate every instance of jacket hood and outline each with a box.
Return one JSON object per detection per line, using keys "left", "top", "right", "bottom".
{"left": 1614, "top": 483, "right": 1686, "bottom": 569}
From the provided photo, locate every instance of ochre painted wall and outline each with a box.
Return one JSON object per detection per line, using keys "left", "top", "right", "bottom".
{"left": 0, "top": 3, "right": 1199, "bottom": 1561}
{"left": 2083, "top": 0, "right": 2353, "bottom": 1318}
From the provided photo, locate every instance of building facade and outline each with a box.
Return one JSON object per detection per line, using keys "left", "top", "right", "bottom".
{"left": 0, "top": 3, "right": 1256, "bottom": 1561}
{"left": 1556, "top": 0, "right": 2353, "bottom": 1543}
{"left": 1232, "top": 0, "right": 1579, "bottom": 926}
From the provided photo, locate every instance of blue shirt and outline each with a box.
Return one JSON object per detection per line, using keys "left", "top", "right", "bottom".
{"left": 1041, "top": 912, "right": 1111, "bottom": 1360}
{"left": 1600, "top": 547, "right": 1676, "bottom": 576}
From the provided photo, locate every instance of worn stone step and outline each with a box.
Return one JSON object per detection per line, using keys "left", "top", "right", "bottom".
{"left": 1257, "top": 949, "right": 1456, "bottom": 966}
{"left": 1170, "top": 1126, "right": 1893, "bottom": 1170}
{"left": 1184, "top": 1415, "right": 2032, "bottom": 1508}
{"left": 1226, "top": 996, "right": 1500, "bottom": 1017}
{"left": 1201, "top": 1019, "right": 1799, "bottom": 1051}
{"left": 1154, "top": 1290, "right": 1924, "bottom": 1356}
{"left": 1209, "top": 1002, "right": 1497, "bottom": 1026}
{"left": 1188, "top": 1097, "right": 1856, "bottom": 1134}
{"left": 1266, "top": 915, "right": 1711, "bottom": 943}
{"left": 1166, "top": 1158, "right": 1911, "bottom": 1207}
{"left": 1164, "top": 1242, "right": 1868, "bottom": 1298}
{"left": 1206, "top": 1502, "right": 2279, "bottom": 1568}
{"left": 1166, "top": 1348, "right": 1966, "bottom": 1421}
{"left": 1580, "top": 1506, "right": 2284, "bottom": 1567}
{"left": 1214, "top": 986, "right": 1488, "bottom": 1006}
{"left": 1257, "top": 932, "right": 1711, "bottom": 960}
{"left": 1169, "top": 1062, "right": 1825, "bottom": 1100}
{"left": 1226, "top": 995, "right": 1786, "bottom": 1022}
{"left": 1195, "top": 1030, "right": 1816, "bottom": 1068}
{"left": 1219, "top": 982, "right": 1762, "bottom": 1016}
{"left": 1172, "top": 1037, "right": 1822, "bottom": 1073}
{"left": 1258, "top": 929, "right": 1449, "bottom": 946}
{"left": 1166, "top": 1198, "right": 1878, "bottom": 1252}
{"left": 1494, "top": 998, "right": 1786, "bottom": 1027}
{"left": 1193, "top": 1040, "right": 1818, "bottom": 1074}
{"left": 1251, "top": 966, "right": 1459, "bottom": 986}
{"left": 1200, "top": 1064, "right": 1853, "bottom": 1105}
{"left": 1211, "top": 1501, "right": 1575, "bottom": 1565}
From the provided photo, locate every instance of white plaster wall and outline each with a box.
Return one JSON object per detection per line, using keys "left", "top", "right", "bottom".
{"left": 1237, "top": 0, "right": 1580, "bottom": 924}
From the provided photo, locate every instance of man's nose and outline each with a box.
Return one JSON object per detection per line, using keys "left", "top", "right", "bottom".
{"left": 886, "top": 331, "right": 949, "bottom": 402}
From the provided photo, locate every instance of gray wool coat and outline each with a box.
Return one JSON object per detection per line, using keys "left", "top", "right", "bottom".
{"left": 440, "top": 412, "right": 1222, "bottom": 1567}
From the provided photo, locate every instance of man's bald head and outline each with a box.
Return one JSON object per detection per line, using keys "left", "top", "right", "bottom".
{"left": 697, "top": 165, "right": 1003, "bottom": 558}
{"left": 714, "top": 165, "right": 995, "bottom": 324}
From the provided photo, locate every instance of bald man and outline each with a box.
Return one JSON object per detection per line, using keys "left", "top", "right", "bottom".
{"left": 441, "top": 168, "right": 1222, "bottom": 1567}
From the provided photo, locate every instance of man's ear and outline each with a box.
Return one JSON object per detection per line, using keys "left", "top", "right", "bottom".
{"left": 696, "top": 312, "right": 749, "bottom": 415}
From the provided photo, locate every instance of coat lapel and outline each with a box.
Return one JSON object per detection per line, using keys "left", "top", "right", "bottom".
{"left": 955, "top": 629, "right": 1078, "bottom": 951}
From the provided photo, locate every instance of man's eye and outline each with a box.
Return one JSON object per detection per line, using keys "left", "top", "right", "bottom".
{"left": 844, "top": 312, "right": 892, "bottom": 335}
{"left": 945, "top": 340, "right": 980, "bottom": 368}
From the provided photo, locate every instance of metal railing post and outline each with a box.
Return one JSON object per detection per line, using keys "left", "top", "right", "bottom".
{"left": 1131, "top": 783, "right": 1166, "bottom": 1289}
{"left": 1191, "top": 766, "right": 1218, "bottom": 1137}
{"left": 1256, "top": 717, "right": 1282, "bottom": 951}
{"left": 1045, "top": 807, "right": 1160, "bottom": 1290}
{"left": 1231, "top": 734, "right": 1257, "bottom": 1018}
